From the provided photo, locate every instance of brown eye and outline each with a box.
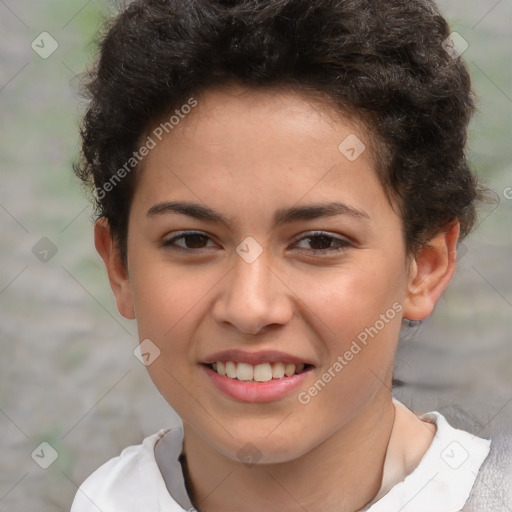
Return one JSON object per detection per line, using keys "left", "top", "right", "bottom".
{"left": 161, "top": 231, "right": 216, "bottom": 252}
{"left": 293, "top": 232, "right": 351, "bottom": 255}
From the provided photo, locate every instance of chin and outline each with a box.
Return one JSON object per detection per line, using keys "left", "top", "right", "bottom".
{"left": 209, "top": 426, "right": 316, "bottom": 466}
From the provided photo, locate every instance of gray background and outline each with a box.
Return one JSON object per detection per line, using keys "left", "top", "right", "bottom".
{"left": 0, "top": 1, "right": 511, "bottom": 510}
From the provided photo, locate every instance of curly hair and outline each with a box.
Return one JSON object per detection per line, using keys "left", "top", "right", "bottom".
{"left": 75, "top": 0, "right": 485, "bottom": 266}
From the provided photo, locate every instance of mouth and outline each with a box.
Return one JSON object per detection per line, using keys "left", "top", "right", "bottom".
{"left": 204, "top": 361, "right": 313, "bottom": 382}
{"left": 200, "top": 350, "right": 315, "bottom": 403}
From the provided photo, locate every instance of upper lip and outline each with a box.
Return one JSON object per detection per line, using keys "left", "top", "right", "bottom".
{"left": 202, "top": 349, "right": 313, "bottom": 366}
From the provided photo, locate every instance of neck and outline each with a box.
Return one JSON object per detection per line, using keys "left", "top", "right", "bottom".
{"left": 181, "top": 390, "right": 401, "bottom": 512}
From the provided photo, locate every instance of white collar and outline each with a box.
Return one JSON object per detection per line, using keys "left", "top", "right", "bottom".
{"left": 362, "top": 404, "right": 491, "bottom": 511}
{"left": 155, "top": 406, "right": 490, "bottom": 512}
{"left": 71, "top": 403, "right": 491, "bottom": 512}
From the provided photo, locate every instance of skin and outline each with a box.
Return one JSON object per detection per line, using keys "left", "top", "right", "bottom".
{"left": 95, "top": 84, "right": 459, "bottom": 512}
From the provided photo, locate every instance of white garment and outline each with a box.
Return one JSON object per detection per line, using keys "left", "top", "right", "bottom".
{"left": 70, "top": 407, "right": 491, "bottom": 512}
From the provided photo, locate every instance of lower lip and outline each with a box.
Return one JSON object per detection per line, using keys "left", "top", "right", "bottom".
{"left": 202, "top": 365, "right": 313, "bottom": 403}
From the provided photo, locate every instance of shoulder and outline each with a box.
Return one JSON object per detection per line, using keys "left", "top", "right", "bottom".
{"left": 70, "top": 429, "right": 184, "bottom": 512}
{"left": 367, "top": 407, "right": 492, "bottom": 512}
{"left": 464, "top": 428, "right": 512, "bottom": 511}
{"left": 426, "top": 405, "right": 512, "bottom": 511}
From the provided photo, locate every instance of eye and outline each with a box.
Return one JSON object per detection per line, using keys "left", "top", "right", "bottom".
{"left": 161, "top": 231, "right": 217, "bottom": 252}
{"left": 292, "top": 232, "right": 351, "bottom": 255}
{"left": 161, "top": 230, "right": 352, "bottom": 256}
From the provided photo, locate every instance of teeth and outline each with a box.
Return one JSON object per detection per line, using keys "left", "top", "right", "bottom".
{"left": 225, "top": 361, "right": 237, "bottom": 379}
{"left": 272, "top": 362, "right": 285, "bottom": 379}
{"left": 254, "top": 363, "right": 273, "bottom": 382}
{"left": 236, "top": 363, "right": 254, "bottom": 381}
{"left": 284, "top": 363, "right": 296, "bottom": 377}
{"left": 211, "top": 361, "right": 306, "bottom": 381}
{"left": 217, "top": 361, "right": 226, "bottom": 376}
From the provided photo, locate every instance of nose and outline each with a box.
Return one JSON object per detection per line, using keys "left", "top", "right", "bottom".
{"left": 211, "top": 248, "right": 294, "bottom": 336}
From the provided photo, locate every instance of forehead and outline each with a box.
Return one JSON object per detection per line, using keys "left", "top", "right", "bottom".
{"left": 153, "top": 84, "right": 378, "bottom": 166}
{"left": 132, "top": 85, "right": 394, "bottom": 229}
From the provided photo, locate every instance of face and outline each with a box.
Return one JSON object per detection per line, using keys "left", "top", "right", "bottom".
{"left": 102, "top": 85, "right": 444, "bottom": 464}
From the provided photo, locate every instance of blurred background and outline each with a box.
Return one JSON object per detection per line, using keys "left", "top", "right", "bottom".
{"left": 0, "top": 1, "right": 510, "bottom": 510}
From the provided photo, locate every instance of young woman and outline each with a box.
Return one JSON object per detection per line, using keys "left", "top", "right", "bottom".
{"left": 70, "top": 1, "right": 509, "bottom": 510}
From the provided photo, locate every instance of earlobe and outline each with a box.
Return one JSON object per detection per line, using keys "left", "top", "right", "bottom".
{"left": 402, "top": 222, "right": 460, "bottom": 321}
{"left": 94, "top": 218, "right": 136, "bottom": 320}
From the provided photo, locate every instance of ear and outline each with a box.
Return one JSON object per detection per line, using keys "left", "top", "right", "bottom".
{"left": 94, "top": 218, "right": 135, "bottom": 319}
{"left": 402, "top": 222, "right": 460, "bottom": 321}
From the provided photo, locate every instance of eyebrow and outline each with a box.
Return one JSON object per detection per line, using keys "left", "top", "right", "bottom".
{"left": 146, "top": 200, "right": 370, "bottom": 228}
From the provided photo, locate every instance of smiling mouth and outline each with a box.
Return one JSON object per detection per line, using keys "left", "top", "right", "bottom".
{"left": 205, "top": 361, "right": 313, "bottom": 382}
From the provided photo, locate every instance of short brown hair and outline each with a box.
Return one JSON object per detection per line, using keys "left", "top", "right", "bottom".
{"left": 75, "top": 0, "right": 486, "bottom": 264}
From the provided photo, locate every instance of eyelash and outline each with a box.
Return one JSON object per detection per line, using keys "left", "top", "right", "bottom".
{"left": 161, "top": 231, "right": 352, "bottom": 256}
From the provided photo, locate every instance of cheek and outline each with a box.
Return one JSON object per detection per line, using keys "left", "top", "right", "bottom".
{"left": 128, "top": 257, "right": 222, "bottom": 394}
{"left": 291, "top": 256, "right": 406, "bottom": 344}
{"left": 129, "top": 254, "right": 211, "bottom": 339}
{"left": 129, "top": 263, "right": 209, "bottom": 418}
{"left": 290, "top": 254, "right": 406, "bottom": 402}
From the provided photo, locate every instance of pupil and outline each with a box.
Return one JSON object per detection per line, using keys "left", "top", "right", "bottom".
{"left": 186, "top": 234, "right": 208, "bottom": 248}
{"left": 309, "top": 236, "right": 331, "bottom": 250}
